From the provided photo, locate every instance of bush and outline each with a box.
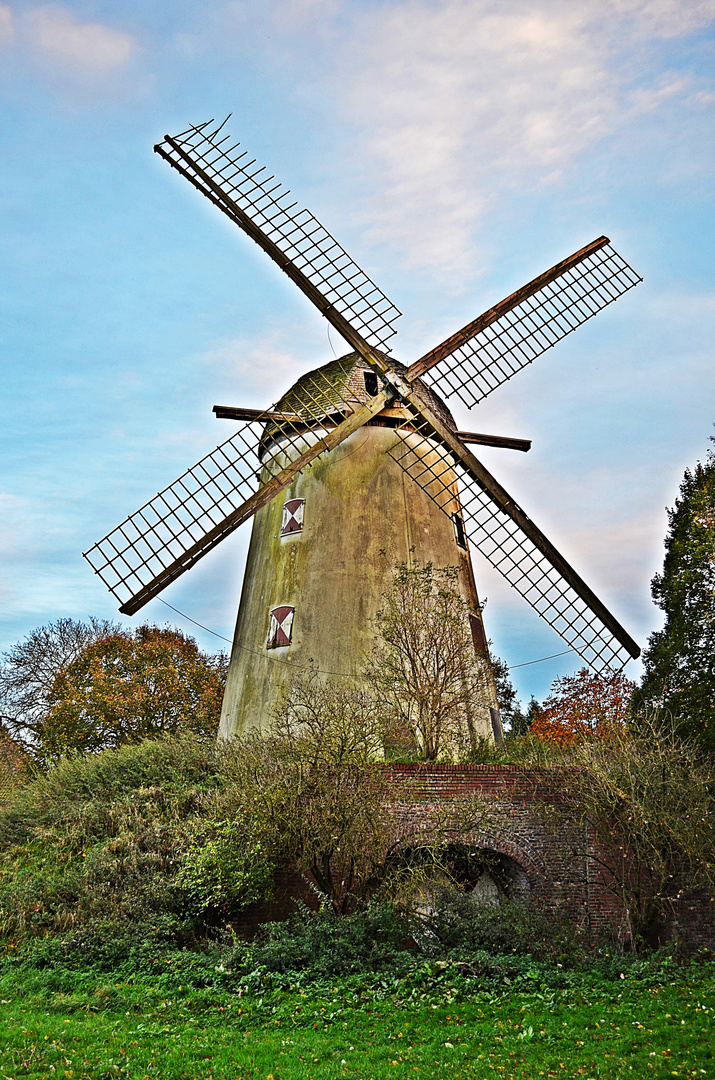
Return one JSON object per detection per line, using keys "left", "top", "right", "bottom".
{"left": 177, "top": 825, "right": 273, "bottom": 914}
{"left": 410, "top": 888, "right": 579, "bottom": 964}
{"left": 0, "top": 735, "right": 225, "bottom": 949}
{"left": 240, "top": 902, "right": 414, "bottom": 976}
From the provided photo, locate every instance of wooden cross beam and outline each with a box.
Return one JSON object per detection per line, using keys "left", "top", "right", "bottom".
{"left": 212, "top": 405, "right": 531, "bottom": 452}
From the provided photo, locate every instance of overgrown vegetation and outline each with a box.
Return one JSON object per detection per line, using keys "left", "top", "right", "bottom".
{"left": 551, "top": 715, "right": 715, "bottom": 949}
{"left": 0, "top": 735, "right": 221, "bottom": 950}
{"left": 0, "top": 731, "right": 504, "bottom": 961}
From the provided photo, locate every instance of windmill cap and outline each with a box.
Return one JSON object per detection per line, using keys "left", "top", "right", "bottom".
{"left": 268, "top": 351, "right": 457, "bottom": 435}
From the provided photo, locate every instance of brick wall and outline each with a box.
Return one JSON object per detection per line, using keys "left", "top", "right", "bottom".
{"left": 239, "top": 763, "right": 713, "bottom": 950}
{"left": 382, "top": 763, "right": 626, "bottom": 942}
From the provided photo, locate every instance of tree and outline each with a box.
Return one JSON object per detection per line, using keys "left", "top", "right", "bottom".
{"left": 507, "top": 696, "right": 542, "bottom": 739}
{"left": 366, "top": 563, "right": 495, "bottom": 760}
{"left": 185, "top": 673, "right": 500, "bottom": 918}
{"left": 271, "top": 673, "right": 387, "bottom": 767}
{"left": 556, "top": 716, "right": 715, "bottom": 949}
{"left": 0, "top": 618, "right": 121, "bottom": 753}
{"left": 638, "top": 443, "right": 715, "bottom": 749}
{"left": 531, "top": 668, "right": 634, "bottom": 748}
{"left": 188, "top": 677, "right": 400, "bottom": 916}
{"left": 37, "top": 625, "right": 227, "bottom": 760}
{"left": 491, "top": 655, "right": 519, "bottom": 732}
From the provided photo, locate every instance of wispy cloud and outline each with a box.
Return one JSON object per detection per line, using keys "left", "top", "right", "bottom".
{"left": 24, "top": 6, "right": 135, "bottom": 70}
{"left": 0, "top": 4, "right": 140, "bottom": 98}
{"left": 324, "top": 0, "right": 715, "bottom": 273}
{"left": 200, "top": 330, "right": 320, "bottom": 407}
{"left": 166, "top": 1, "right": 714, "bottom": 278}
{"left": 0, "top": 3, "right": 13, "bottom": 44}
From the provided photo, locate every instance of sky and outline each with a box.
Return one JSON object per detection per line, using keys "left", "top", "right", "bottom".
{"left": 0, "top": 0, "right": 714, "bottom": 705}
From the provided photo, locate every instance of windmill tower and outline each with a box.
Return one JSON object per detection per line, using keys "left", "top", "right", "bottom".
{"left": 84, "top": 118, "right": 642, "bottom": 742}
{"left": 217, "top": 352, "right": 500, "bottom": 740}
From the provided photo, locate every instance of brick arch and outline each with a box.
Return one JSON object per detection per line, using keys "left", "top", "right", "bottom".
{"left": 453, "top": 831, "right": 548, "bottom": 898}
{"left": 397, "top": 822, "right": 548, "bottom": 899}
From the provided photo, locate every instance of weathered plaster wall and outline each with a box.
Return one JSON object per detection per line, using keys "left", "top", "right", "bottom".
{"left": 219, "top": 425, "right": 495, "bottom": 738}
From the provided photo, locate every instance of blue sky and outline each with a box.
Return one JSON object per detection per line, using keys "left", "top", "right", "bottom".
{"left": 1, "top": 0, "right": 714, "bottom": 704}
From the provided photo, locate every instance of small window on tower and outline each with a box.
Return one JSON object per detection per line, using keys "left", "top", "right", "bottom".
{"left": 452, "top": 512, "right": 467, "bottom": 549}
{"left": 281, "top": 498, "right": 305, "bottom": 536}
{"left": 363, "top": 371, "right": 379, "bottom": 396}
{"left": 267, "top": 606, "right": 294, "bottom": 649}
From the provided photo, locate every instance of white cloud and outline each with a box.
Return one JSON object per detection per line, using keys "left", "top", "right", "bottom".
{"left": 200, "top": 330, "right": 318, "bottom": 407}
{"left": 307, "top": 0, "right": 715, "bottom": 273}
{"left": 0, "top": 4, "right": 142, "bottom": 101}
{"left": 0, "top": 3, "right": 13, "bottom": 44}
{"left": 25, "top": 6, "right": 135, "bottom": 70}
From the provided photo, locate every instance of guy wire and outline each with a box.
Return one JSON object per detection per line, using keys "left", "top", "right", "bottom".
{"left": 157, "top": 598, "right": 577, "bottom": 677}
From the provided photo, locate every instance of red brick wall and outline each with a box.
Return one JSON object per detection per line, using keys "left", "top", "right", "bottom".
{"left": 382, "top": 763, "right": 624, "bottom": 942}
{"left": 381, "top": 764, "right": 712, "bottom": 950}
{"left": 235, "top": 763, "right": 712, "bottom": 950}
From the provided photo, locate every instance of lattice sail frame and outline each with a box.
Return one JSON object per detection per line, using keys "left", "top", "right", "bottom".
{"left": 84, "top": 360, "right": 373, "bottom": 613}
{"left": 84, "top": 118, "right": 643, "bottom": 671}
{"left": 420, "top": 243, "right": 642, "bottom": 410}
{"left": 388, "top": 409, "right": 634, "bottom": 672}
{"left": 157, "top": 119, "right": 401, "bottom": 353}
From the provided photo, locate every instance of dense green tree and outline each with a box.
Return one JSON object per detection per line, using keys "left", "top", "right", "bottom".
{"left": 638, "top": 442, "right": 715, "bottom": 749}
{"left": 491, "top": 655, "right": 518, "bottom": 731}
{"left": 507, "top": 695, "right": 542, "bottom": 739}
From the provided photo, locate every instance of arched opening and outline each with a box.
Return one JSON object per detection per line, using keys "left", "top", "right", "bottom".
{"left": 396, "top": 842, "right": 531, "bottom": 912}
{"left": 395, "top": 843, "right": 534, "bottom": 952}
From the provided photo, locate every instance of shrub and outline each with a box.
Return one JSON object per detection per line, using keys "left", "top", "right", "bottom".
{"left": 412, "top": 887, "right": 579, "bottom": 964}
{"left": 0, "top": 735, "right": 224, "bottom": 949}
{"left": 238, "top": 902, "right": 414, "bottom": 976}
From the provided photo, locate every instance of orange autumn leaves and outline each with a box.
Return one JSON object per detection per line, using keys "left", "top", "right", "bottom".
{"left": 40, "top": 625, "right": 227, "bottom": 759}
{"left": 530, "top": 668, "right": 635, "bottom": 747}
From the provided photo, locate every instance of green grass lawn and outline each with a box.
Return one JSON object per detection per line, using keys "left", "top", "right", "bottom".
{"left": 0, "top": 963, "right": 712, "bottom": 1080}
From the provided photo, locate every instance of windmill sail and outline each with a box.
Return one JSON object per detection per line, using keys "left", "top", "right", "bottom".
{"left": 388, "top": 406, "right": 639, "bottom": 672}
{"left": 84, "top": 362, "right": 392, "bottom": 614}
{"left": 407, "top": 239, "right": 642, "bottom": 410}
{"left": 86, "top": 118, "right": 643, "bottom": 677}
{"left": 155, "top": 120, "right": 401, "bottom": 357}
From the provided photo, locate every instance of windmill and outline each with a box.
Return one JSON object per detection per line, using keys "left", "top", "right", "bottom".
{"left": 83, "top": 117, "right": 642, "bottom": 742}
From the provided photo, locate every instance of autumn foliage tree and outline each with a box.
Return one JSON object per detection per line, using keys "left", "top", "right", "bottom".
{"left": 35, "top": 625, "right": 226, "bottom": 760}
{"left": 0, "top": 617, "right": 121, "bottom": 753}
{"left": 531, "top": 667, "right": 635, "bottom": 747}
